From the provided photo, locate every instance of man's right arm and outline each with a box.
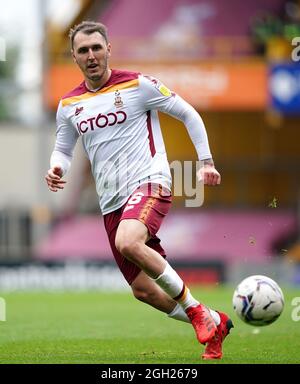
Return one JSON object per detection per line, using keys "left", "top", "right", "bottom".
{"left": 45, "top": 101, "right": 79, "bottom": 192}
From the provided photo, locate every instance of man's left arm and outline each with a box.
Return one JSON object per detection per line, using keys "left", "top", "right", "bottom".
{"left": 167, "top": 97, "right": 221, "bottom": 186}
{"left": 139, "top": 75, "right": 221, "bottom": 186}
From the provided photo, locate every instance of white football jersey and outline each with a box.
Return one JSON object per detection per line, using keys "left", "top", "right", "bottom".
{"left": 52, "top": 69, "right": 212, "bottom": 214}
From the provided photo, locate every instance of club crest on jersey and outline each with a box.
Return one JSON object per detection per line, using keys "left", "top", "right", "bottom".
{"left": 114, "top": 90, "right": 124, "bottom": 108}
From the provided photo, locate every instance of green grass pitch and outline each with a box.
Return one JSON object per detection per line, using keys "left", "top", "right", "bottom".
{"left": 0, "top": 286, "right": 299, "bottom": 364}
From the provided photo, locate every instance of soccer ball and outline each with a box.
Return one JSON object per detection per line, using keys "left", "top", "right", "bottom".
{"left": 232, "top": 275, "right": 284, "bottom": 326}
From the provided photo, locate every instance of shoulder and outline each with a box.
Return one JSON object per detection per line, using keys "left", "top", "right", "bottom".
{"left": 59, "top": 82, "right": 89, "bottom": 109}
{"left": 56, "top": 83, "right": 85, "bottom": 119}
{"left": 137, "top": 74, "right": 157, "bottom": 90}
{"left": 139, "top": 74, "right": 174, "bottom": 97}
{"left": 107, "top": 69, "right": 140, "bottom": 86}
{"left": 61, "top": 81, "right": 87, "bottom": 100}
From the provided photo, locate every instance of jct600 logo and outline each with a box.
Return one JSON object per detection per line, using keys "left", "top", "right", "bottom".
{"left": 77, "top": 111, "right": 127, "bottom": 134}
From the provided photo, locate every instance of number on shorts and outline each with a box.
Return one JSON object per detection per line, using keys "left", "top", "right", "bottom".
{"left": 124, "top": 192, "right": 144, "bottom": 212}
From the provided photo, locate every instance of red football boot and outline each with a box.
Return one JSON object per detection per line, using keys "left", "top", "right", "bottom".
{"left": 186, "top": 304, "right": 217, "bottom": 345}
{"left": 202, "top": 311, "right": 233, "bottom": 359}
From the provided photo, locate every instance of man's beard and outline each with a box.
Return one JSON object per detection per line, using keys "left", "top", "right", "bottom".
{"left": 88, "top": 73, "right": 102, "bottom": 81}
{"left": 87, "top": 57, "right": 108, "bottom": 82}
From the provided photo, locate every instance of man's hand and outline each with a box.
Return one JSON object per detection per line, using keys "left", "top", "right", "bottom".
{"left": 45, "top": 166, "right": 66, "bottom": 192}
{"left": 197, "top": 163, "right": 221, "bottom": 186}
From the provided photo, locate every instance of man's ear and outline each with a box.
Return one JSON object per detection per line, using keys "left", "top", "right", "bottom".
{"left": 107, "top": 43, "right": 112, "bottom": 57}
{"left": 72, "top": 50, "right": 77, "bottom": 64}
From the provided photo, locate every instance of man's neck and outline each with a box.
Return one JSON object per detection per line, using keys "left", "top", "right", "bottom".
{"left": 85, "top": 68, "right": 112, "bottom": 91}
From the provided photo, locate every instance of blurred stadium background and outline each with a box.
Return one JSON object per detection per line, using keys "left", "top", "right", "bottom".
{"left": 0, "top": 0, "right": 300, "bottom": 292}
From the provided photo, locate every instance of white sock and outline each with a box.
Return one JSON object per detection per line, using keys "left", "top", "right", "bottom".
{"left": 168, "top": 305, "right": 221, "bottom": 326}
{"left": 155, "top": 264, "right": 221, "bottom": 325}
{"left": 209, "top": 309, "right": 221, "bottom": 326}
{"left": 168, "top": 304, "right": 190, "bottom": 323}
{"left": 154, "top": 263, "right": 198, "bottom": 310}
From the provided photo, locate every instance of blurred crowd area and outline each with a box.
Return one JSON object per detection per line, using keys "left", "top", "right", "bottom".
{"left": 0, "top": 0, "right": 300, "bottom": 287}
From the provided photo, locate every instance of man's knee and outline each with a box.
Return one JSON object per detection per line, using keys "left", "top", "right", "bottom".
{"left": 115, "top": 236, "right": 142, "bottom": 260}
{"left": 115, "top": 219, "right": 148, "bottom": 258}
{"left": 132, "top": 285, "right": 157, "bottom": 304}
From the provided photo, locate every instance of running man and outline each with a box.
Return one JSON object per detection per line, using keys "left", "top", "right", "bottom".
{"left": 45, "top": 21, "right": 233, "bottom": 359}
